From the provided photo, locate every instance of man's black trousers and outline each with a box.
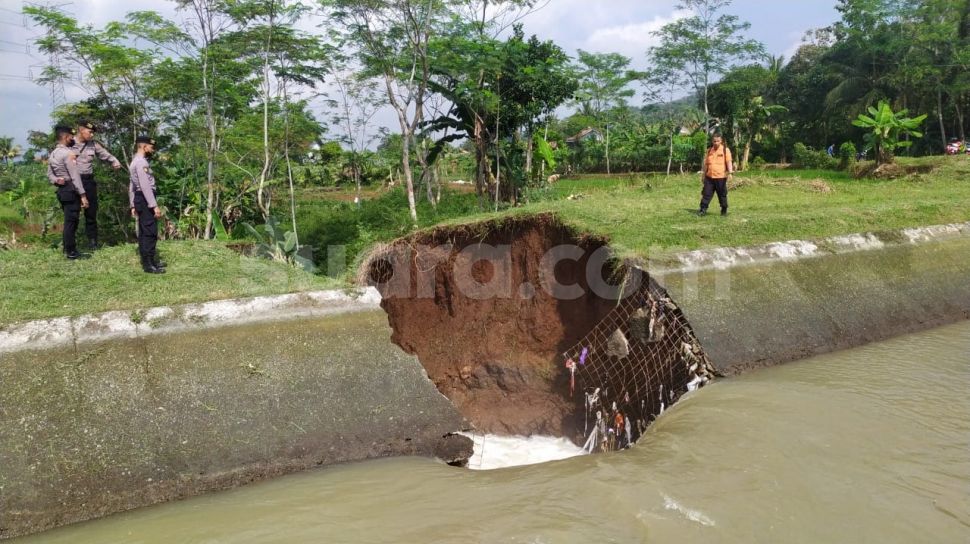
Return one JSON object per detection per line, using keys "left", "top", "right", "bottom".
{"left": 56, "top": 187, "right": 80, "bottom": 254}
{"left": 133, "top": 192, "right": 158, "bottom": 263}
{"left": 81, "top": 174, "right": 98, "bottom": 244}
{"left": 700, "top": 177, "right": 729, "bottom": 212}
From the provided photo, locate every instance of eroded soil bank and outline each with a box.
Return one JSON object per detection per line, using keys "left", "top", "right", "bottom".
{"left": 368, "top": 215, "right": 628, "bottom": 438}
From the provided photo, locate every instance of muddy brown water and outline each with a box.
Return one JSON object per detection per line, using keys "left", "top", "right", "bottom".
{"left": 17, "top": 321, "right": 970, "bottom": 543}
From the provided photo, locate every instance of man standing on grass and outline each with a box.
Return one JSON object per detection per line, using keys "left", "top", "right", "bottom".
{"left": 72, "top": 120, "right": 122, "bottom": 249}
{"left": 697, "top": 133, "right": 733, "bottom": 217}
{"left": 47, "top": 125, "right": 89, "bottom": 259}
{"left": 129, "top": 136, "right": 165, "bottom": 274}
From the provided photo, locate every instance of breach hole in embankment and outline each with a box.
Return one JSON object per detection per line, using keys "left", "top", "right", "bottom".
{"left": 364, "top": 214, "right": 717, "bottom": 450}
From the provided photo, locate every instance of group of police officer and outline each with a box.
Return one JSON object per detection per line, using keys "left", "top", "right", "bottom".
{"left": 47, "top": 122, "right": 165, "bottom": 274}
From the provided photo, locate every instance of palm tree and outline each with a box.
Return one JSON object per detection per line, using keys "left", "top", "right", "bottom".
{"left": 0, "top": 137, "right": 22, "bottom": 166}
{"left": 739, "top": 97, "right": 788, "bottom": 170}
{"left": 766, "top": 54, "right": 786, "bottom": 75}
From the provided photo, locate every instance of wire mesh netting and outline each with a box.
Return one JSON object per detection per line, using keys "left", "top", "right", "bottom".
{"left": 562, "top": 269, "right": 718, "bottom": 453}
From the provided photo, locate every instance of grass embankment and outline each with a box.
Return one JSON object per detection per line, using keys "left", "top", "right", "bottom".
{"left": 2, "top": 156, "right": 967, "bottom": 324}
{"left": 450, "top": 156, "right": 970, "bottom": 259}
{"left": 0, "top": 241, "right": 341, "bottom": 324}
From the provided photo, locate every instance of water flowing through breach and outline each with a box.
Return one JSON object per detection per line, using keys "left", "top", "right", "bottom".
{"left": 366, "top": 214, "right": 716, "bottom": 450}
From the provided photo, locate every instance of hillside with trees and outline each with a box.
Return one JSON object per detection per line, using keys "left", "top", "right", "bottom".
{"left": 1, "top": 0, "right": 968, "bottom": 273}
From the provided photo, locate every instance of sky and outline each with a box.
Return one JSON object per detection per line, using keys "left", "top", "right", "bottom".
{"left": 0, "top": 0, "right": 841, "bottom": 150}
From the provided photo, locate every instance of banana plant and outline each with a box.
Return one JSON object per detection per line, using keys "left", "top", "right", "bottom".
{"left": 852, "top": 101, "right": 927, "bottom": 165}
{"left": 243, "top": 217, "right": 315, "bottom": 272}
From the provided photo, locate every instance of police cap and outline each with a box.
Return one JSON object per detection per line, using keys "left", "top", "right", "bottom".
{"left": 135, "top": 135, "right": 156, "bottom": 146}
{"left": 54, "top": 125, "right": 76, "bottom": 137}
{"left": 79, "top": 120, "right": 98, "bottom": 132}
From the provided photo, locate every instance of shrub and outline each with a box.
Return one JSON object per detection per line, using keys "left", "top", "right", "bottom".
{"left": 691, "top": 132, "right": 708, "bottom": 169}
{"left": 838, "top": 142, "right": 857, "bottom": 170}
{"left": 751, "top": 156, "right": 767, "bottom": 169}
{"left": 792, "top": 142, "right": 838, "bottom": 170}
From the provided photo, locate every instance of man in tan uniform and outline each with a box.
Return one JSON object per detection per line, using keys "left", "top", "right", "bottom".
{"left": 129, "top": 135, "right": 165, "bottom": 274}
{"left": 697, "top": 133, "right": 734, "bottom": 217}
{"left": 47, "top": 125, "right": 90, "bottom": 259}
{"left": 74, "top": 120, "right": 122, "bottom": 249}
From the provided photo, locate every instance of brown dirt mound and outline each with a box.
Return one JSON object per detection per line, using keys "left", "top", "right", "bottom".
{"left": 852, "top": 161, "right": 938, "bottom": 179}
{"left": 366, "top": 214, "right": 621, "bottom": 438}
{"left": 809, "top": 179, "right": 834, "bottom": 193}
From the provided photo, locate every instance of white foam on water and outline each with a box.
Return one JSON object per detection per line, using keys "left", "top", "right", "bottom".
{"left": 459, "top": 433, "right": 587, "bottom": 470}
{"left": 663, "top": 495, "right": 716, "bottom": 527}
{"left": 766, "top": 240, "right": 818, "bottom": 260}
{"left": 829, "top": 233, "right": 885, "bottom": 251}
{"left": 677, "top": 247, "right": 755, "bottom": 271}
{"left": 902, "top": 223, "right": 966, "bottom": 243}
{"left": 685, "top": 374, "right": 704, "bottom": 392}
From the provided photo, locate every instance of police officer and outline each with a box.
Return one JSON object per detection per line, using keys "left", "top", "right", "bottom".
{"left": 48, "top": 125, "right": 90, "bottom": 259}
{"left": 129, "top": 136, "right": 165, "bottom": 274}
{"left": 74, "top": 120, "right": 122, "bottom": 249}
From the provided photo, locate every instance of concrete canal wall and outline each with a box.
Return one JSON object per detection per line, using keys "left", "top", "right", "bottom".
{"left": 653, "top": 222, "right": 970, "bottom": 374}
{"left": 0, "top": 290, "right": 469, "bottom": 540}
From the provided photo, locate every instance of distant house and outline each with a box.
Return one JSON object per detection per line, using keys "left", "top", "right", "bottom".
{"left": 565, "top": 127, "right": 603, "bottom": 146}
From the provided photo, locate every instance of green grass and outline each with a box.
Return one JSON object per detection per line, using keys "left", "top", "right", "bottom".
{"left": 0, "top": 241, "right": 342, "bottom": 324}
{"left": 0, "top": 203, "right": 23, "bottom": 232}
{"left": 437, "top": 156, "right": 970, "bottom": 260}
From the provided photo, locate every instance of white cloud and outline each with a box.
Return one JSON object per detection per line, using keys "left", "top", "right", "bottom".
{"left": 581, "top": 9, "right": 692, "bottom": 62}
{"left": 781, "top": 30, "right": 808, "bottom": 64}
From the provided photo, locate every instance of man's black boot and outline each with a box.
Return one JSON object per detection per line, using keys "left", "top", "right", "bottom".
{"left": 696, "top": 209, "right": 708, "bottom": 217}
{"left": 142, "top": 258, "right": 166, "bottom": 274}
{"left": 143, "top": 264, "right": 166, "bottom": 274}
{"left": 721, "top": 209, "right": 728, "bottom": 216}
{"left": 87, "top": 239, "right": 100, "bottom": 250}
{"left": 66, "top": 250, "right": 81, "bottom": 260}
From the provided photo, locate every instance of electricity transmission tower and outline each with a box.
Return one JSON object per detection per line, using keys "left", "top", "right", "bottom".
{"left": 24, "top": 1, "right": 73, "bottom": 109}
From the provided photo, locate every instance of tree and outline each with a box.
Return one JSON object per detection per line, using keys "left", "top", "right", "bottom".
{"left": 326, "top": 68, "right": 384, "bottom": 206}
{"left": 573, "top": 50, "right": 641, "bottom": 174}
{"left": 708, "top": 64, "right": 786, "bottom": 169}
{"left": 641, "top": 78, "right": 704, "bottom": 175}
{"left": 497, "top": 29, "right": 576, "bottom": 187}
{"left": 424, "top": 24, "right": 575, "bottom": 204}
{"left": 0, "top": 137, "right": 22, "bottom": 166}
{"left": 423, "top": 20, "right": 502, "bottom": 207}
{"left": 852, "top": 100, "right": 927, "bottom": 164}
{"left": 737, "top": 96, "right": 787, "bottom": 169}
{"left": 25, "top": 6, "right": 173, "bottom": 160}
{"left": 173, "top": 0, "right": 233, "bottom": 239}
{"left": 321, "top": 0, "right": 450, "bottom": 225}
{"left": 906, "top": 0, "right": 967, "bottom": 150}
{"left": 223, "top": 0, "right": 328, "bottom": 241}
{"left": 648, "top": 0, "right": 765, "bottom": 144}
{"left": 823, "top": 0, "right": 911, "bottom": 122}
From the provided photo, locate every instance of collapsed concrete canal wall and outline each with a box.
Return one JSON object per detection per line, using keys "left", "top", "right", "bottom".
{"left": 2, "top": 217, "right": 969, "bottom": 539}
{"left": 367, "top": 216, "right": 970, "bottom": 447}
{"left": 0, "top": 292, "right": 470, "bottom": 540}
